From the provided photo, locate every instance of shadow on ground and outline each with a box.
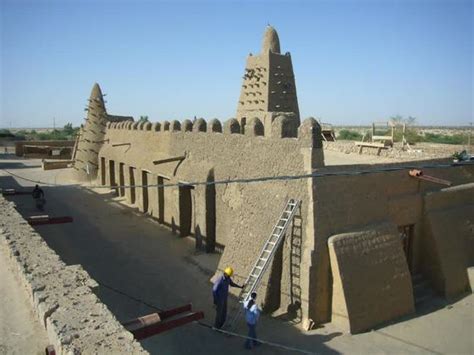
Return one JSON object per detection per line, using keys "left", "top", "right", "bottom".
{"left": 0, "top": 173, "right": 341, "bottom": 354}
{"left": 0, "top": 161, "right": 42, "bottom": 169}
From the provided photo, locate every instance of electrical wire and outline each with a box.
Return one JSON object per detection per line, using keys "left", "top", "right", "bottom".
{"left": 1, "top": 161, "right": 472, "bottom": 191}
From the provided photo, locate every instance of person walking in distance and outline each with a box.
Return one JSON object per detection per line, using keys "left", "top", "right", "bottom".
{"left": 243, "top": 292, "right": 261, "bottom": 349}
{"left": 32, "top": 184, "right": 45, "bottom": 211}
{"left": 212, "top": 267, "right": 244, "bottom": 328}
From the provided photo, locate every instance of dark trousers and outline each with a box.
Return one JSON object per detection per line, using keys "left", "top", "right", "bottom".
{"left": 245, "top": 323, "right": 258, "bottom": 349}
{"left": 214, "top": 298, "right": 227, "bottom": 328}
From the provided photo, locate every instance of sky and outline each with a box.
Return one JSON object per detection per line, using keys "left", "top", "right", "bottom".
{"left": 0, "top": 0, "right": 472, "bottom": 128}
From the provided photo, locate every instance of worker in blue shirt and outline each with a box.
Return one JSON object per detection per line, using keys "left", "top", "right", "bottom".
{"left": 212, "top": 267, "right": 243, "bottom": 328}
{"left": 243, "top": 292, "right": 261, "bottom": 349}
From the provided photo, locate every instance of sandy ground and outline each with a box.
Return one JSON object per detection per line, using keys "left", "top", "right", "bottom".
{"left": 0, "top": 242, "right": 49, "bottom": 355}
{"left": 324, "top": 150, "right": 398, "bottom": 165}
{"left": 0, "top": 155, "right": 473, "bottom": 355}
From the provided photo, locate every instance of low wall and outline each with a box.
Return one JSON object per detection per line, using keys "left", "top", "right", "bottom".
{"left": 15, "top": 140, "right": 75, "bottom": 158}
{"left": 42, "top": 160, "right": 73, "bottom": 170}
{"left": 422, "top": 183, "right": 474, "bottom": 298}
{"left": 0, "top": 196, "right": 146, "bottom": 354}
{"left": 328, "top": 223, "right": 415, "bottom": 333}
{"left": 323, "top": 141, "right": 465, "bottom": 160}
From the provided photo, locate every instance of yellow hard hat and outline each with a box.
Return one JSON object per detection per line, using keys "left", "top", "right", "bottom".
{"left": 224, "top": 267, "right": 234, "bottom": 277}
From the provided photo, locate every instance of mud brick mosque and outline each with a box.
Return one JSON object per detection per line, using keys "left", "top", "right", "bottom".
{"left": 73, "top": 26, "right": 473, "bottom": 333}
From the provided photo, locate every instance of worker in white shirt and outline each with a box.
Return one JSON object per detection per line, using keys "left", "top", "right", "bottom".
{"left": 243, "top": 292, "right": 261, "bottom": 349}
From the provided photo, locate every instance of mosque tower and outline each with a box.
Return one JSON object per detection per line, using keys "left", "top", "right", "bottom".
{"left": 236, "top": 26, "right": 300, "bottom": 135}
{"left": 73, "top": 83, "right": 108, "bottom": 181}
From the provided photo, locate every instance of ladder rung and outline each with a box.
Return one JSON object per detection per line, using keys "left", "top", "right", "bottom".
{"left": 268, "top": 242, "right": 276, "bottom": 245}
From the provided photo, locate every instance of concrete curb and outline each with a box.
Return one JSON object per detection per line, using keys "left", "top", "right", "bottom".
{"left": 0, "top": 196, "right": 147, "bottom": 354}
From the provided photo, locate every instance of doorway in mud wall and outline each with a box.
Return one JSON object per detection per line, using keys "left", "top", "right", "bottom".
{"left": 129, "top": 167, "right": 136, "bottom": 204}
{"left": 157, "top": 176, "right": 167, "bottom": 224}
{"left": 100, "top": 157, "right": 106, "bottom": 185}
{"left": 399, "top": 224, "right": 414, "bottom": 272}
{"left": 109, "top": 160, "right": 116, "bottom": 189}
{"left": 179, "top": 184, "right": 194, "bottom": 237}
{"left": 205, "top": 169, "right": 216, "bottom": 253}
{"left": 141, "top": 170, "right": 149, "bottom": 213}
{"left": 119, "top": 163, "right": 125, "bottom": 196}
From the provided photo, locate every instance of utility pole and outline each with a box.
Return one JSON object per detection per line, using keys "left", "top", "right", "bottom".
{"left": 53, "top": 117, "right": 56, "bottom": 131}
{"left": 469, "top": 122, "right": 472, "bottom": 155}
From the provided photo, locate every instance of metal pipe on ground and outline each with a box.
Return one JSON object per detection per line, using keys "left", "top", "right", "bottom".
{"left": 27, "top": 215, "right": 74, "bottom": 226}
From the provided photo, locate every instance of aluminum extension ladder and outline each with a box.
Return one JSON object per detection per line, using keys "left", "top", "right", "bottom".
{"left": 226, "top": 198, "right": 301, "bottom": 329}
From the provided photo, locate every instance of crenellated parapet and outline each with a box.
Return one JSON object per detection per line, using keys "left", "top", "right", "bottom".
{"left": 208, "top": 119, "right": 222, "bottom": 133}
{"left": 182, "top": 119, "right": 193, "bottom": 132}
{"left": 170, "top": 120, "right": 181, "bottom": 132}
{"left": 245, "top": 117, "right": 265, "bottom": 136}
{"left": 272, "top": 114, "right": 298, "bottom": 138}
{"left": 224, "top": 118, "right": 240, "bottom": 134}
{"left": 104, "top": 115, "right": 322, "bottom": 145}
{"left": 193, "top": 118, "right": 206, "bottom": 132}
{"left": 152, "top": 122, "right": 161, "bottom": 131}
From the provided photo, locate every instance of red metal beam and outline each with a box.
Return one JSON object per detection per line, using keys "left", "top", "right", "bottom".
{"left": 123, "top": 313, "right": 161, "bottom": 332}
{"left": 159, "top": 304, "right": 192, "bottom": 319}
{"left": 27, "top": 216, "right": 73, "bottom": 226}
{"left": 132, "top": 311, "right": 204, "bottom": 340}
{"left": 1, "top": 189, "right": 31, "bottom": 196}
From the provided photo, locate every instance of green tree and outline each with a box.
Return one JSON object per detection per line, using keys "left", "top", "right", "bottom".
{"left": 389, "top": 115, "right": 417, "bottom": 127}
{"left": 0, "top": 129, "right": 12, "bottom": 135}
{"left": 138, "top": 115, "right": 149, "bottom": 123}
{"left": 338, "top": 129, "right": 363, "bottom": 141}
{"left": 63, "top": 123, "right": 74, "bottom": 135}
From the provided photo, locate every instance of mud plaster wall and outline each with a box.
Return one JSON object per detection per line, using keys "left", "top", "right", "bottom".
{"left": 99, "top": 120, "right": 324, "bottom": 312}
{"left": 0, "top": 196, "right": 146, "bottom": 354}
{"left": 328, "top": 223, "right": 415, "bottom": 334}
{"left": 422, "top": 183, "right": 474, "bottom": 298}
{"left": 309, "top": 164, "right": 474, "bottom": 325}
